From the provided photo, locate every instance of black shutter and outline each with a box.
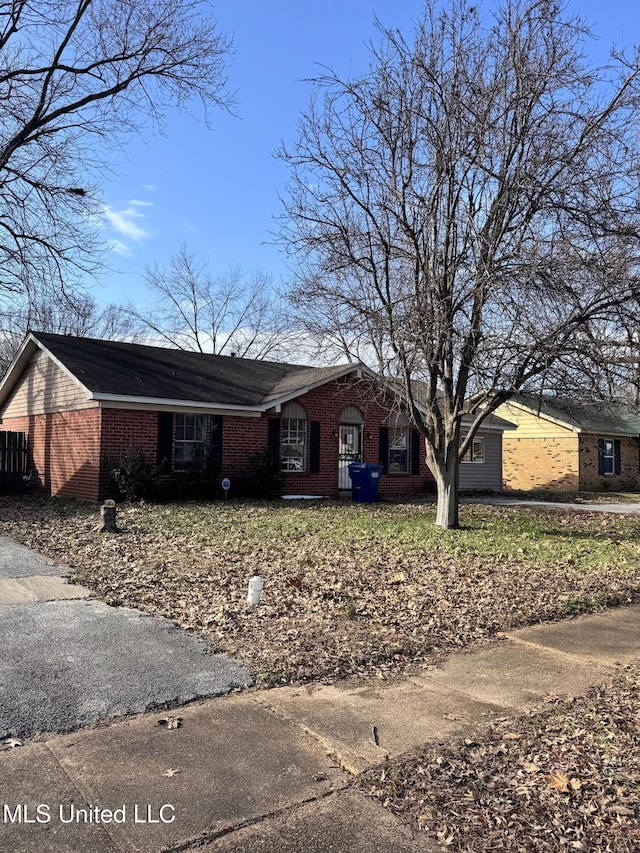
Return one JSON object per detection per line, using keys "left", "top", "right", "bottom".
{"left": 267, "top": 419, "right": 281, "bottom": 473}
{"left": 597, "top": 438, "right": 604, "bottom": 475}
{"left": 379, "top": 426, "right": 389, "bottom": 474}
{"left": 411, "top": 428, "right": 421, "bottom": 475}
{"left": 309, "top": 421, "right": 321, "bottom": 474}
{"left": 209, "top": 415, "right": 223, "bottom": 473}
{"left": 157, "top": 412, "right": 173, "bottom": 473}
{"left": 614, "top": 439, "right": 621, "bottom": 475}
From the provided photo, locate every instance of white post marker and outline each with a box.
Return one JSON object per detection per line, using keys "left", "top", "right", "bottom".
{"left": 247, "top": 576, "right": 264, "bottom": 606}
{"left": 221, "top": 477, "right": 231, "bottom": 500}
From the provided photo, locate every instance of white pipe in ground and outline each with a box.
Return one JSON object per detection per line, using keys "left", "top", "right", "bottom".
{"left": 247, "top": 576, "right": 264, "bottom": 606}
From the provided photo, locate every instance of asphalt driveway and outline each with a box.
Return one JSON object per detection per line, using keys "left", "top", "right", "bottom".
{"left": 0, "top": 537, "right": 253, "bottom": 740}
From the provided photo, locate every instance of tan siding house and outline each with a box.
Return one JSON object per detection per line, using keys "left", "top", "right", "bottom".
{"left": 495, "top": 395, "right": 640, "bottom": 493}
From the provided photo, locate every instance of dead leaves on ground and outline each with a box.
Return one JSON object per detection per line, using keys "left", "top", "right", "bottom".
{"left": 0, "top": 497, "right": 639, "bottom": 688}
{"left": 359, "top": 669, "right": 640, "bottom": 851}
{"left": 2, "top": 497, "right": 639, "bottom": 850}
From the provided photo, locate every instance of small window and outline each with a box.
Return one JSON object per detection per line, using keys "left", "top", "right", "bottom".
{"left": 281, "top": 402, "right": 307, "bottom": 472}
{"left": 599, "top": 438, "right": 620, "bottom": 476}
{"left": 602, "top": 440, "right": 615, "bottom": 474}
{"left": 388, "top": 413, "right": 409, "bottom": 473}
{"left": 462, "top": 436, "right": 485, "bottom": 463}
{"left": 175, "top": 414, "right": 205, "bottom": 470}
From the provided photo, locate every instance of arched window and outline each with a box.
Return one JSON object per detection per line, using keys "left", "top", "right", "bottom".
{"left": 339, "top": 406, "right": 363, "bottom": 425}
{"left": 281, "top": 402, "right": 307, "bottom": 472}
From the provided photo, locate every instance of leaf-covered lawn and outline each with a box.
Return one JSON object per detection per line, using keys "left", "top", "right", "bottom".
{"left": 358, "top": 669, "right": 640, "bottom": 851}
{"left": 1, "top": 495, "right": 639, "bottom": 685}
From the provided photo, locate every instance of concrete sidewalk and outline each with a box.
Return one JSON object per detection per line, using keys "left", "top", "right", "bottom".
{"left": 1, "top": 604, "right": 639, "bottom": 853}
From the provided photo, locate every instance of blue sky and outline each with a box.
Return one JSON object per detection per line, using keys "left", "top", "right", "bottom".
{"left": 94, "top": 0, "right": 640, "bottom": 309}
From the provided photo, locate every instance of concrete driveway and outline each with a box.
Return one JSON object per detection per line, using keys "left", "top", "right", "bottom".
{"left": 465, "top": 496, "right": 640, "bottom": 514}
{"left": 0, "top": 537, "right": 253, "bottom": 740}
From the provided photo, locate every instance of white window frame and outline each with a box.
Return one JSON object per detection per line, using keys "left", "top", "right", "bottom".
{"left": 602, "top": 439, "right": 615, "bottom": 475}
{"left": 389, "top": 426, "right": 408, "bottom": 473}
{"left": 175, "top": 414, "right": 205, "bottom": 471}
{"left": 281, "top": 404, "right": 307, "bottom": 472}
{"left": 462, "top": 436, "right": 485, "bottom": 464}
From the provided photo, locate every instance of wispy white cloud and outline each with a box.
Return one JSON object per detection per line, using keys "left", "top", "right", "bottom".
{"left": 108, "top": 238, "right": 132, "bottom": 256}
{"left": 103, "top": 202, "right": 151, "bottom": 242}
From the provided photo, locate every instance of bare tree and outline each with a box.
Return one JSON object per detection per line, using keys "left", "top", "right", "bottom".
{"left": 130, "top": 244, "right": 295, "bottom": 360}
{"left": 0, "top": 287, "right": 139, "bottom": 371}
{"left": 0, "top": 0, "right": 233, "bottom": 298}
{"left": 278, "top": 0, "right": 640, "bottom": 528}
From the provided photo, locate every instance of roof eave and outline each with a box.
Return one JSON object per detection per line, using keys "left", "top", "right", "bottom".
{"left": 93, "top": 393, "right": 262, "bottom": 416}
{"left": 0, "top": 333, "right": 37, "bottom": 410}
{"left": 1, "top": 332, "right": 93, "bottom": 411}
{"left": 502, "top": 398, "right": 582, "bottom": 432}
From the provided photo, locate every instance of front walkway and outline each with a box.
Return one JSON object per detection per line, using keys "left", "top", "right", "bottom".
{"left": 0, "top": 537, "right": 252, "bottom": 740}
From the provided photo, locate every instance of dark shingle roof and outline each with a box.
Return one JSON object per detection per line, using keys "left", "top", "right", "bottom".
{"left": 512, "top": 392, "right": 640, "bottom": 436}
{"left": 31, "top": 332, "right": 355, "bottom": 408}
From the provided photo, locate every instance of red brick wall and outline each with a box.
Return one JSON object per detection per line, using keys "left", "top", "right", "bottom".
{"left": 2, "top": 376, "right": 436, "bottom": 501}
{"left": 100, "top": 409, "right": 159, "bottom": 460}
{"left": 216, "top": 376, "right": 434, "bottom": 498}
{"left": 1, "top": 408, "right": 102, "bottom": 500}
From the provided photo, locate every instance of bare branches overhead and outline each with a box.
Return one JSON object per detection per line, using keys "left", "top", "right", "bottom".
{"left": 278, "top": 0, "right": 640, "bottom": 526}
{"left": 129, "top": 244, "right": 296, "bottom": 361}
{"left": 0, "top": 0, "right": 234, "bottom": 297}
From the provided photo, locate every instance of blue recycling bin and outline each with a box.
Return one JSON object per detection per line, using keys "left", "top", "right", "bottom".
{"left": 348, "top": 462, "right": 383, "bottom": 503}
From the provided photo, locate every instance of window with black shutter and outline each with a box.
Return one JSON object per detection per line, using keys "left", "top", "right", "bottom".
{"left": 378, "top": 426, "right": 389, "bottom": 474}
{"left": 309, "top": 421, "right": 321, "bottom": 474}
{"left": 209, "top": 415, "right": 223, "bottom": 473}
{"left": 598, "top": 438, "right": 621, "bottom": 475}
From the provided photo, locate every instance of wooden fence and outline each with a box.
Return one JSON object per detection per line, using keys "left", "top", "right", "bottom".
{"left": 0, "top": 431, "right": 28, "bottom": 491}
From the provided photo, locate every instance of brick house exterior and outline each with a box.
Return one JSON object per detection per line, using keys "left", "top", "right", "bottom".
{"left": 0, "top": 333, "right": 442, "bottom": 501}
{"left": 495, "top": 394, "right": 640, "bottom": 492}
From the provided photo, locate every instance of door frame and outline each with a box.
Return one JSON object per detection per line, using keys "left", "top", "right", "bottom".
{"left": 338, "top": 422, "right": 363, "bottom": 489}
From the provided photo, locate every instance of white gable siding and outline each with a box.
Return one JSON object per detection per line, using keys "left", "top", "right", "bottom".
{"left": 0, "top": 350, "right": 92, "bottom": 418}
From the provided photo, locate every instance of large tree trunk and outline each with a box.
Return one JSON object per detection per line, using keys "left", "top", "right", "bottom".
{"left": 427, "top": 437, "right": 461, "bottom": 530}
{"left": 433, "top": 457, "right": 460, "bottom": 529}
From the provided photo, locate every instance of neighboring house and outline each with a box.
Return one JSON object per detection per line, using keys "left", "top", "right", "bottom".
{"left": 0, "top": 332, "right": 440, "bottom": 501}
{"left": 495, "top": 393, "right": 640, "bottom": 492}
{"left": 458, "top": 413, "right": 517, "bottom": 492}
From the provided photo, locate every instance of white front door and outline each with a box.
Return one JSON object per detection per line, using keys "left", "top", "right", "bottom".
{"left": 338, "top": 424, "right": 362, "bottom": 489}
